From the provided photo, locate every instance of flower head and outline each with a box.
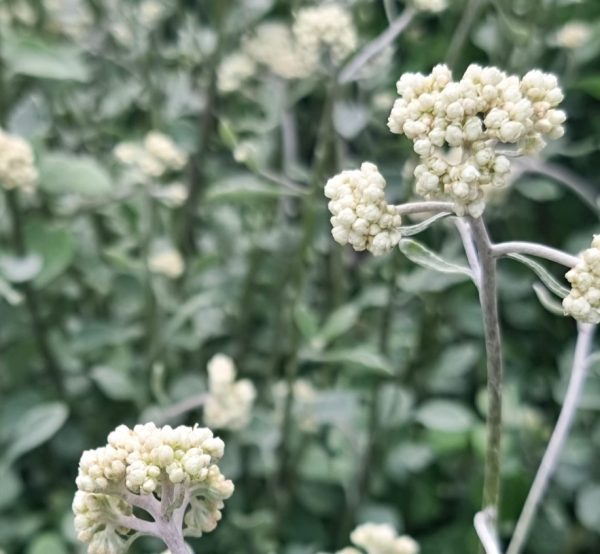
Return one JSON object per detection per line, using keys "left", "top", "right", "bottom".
{"left": 245, "top": 22, "right": 313, "bottom": 79}
{"left": 204, "top": 354, "right": 256, "bottom": 431}
{"left": 114, "top": 131, "right": 187, "bottom": 179}
{"left": 563, "top": 235, "right": 600, "bottom": 323}
{"left": 218, "top": 52, "right": 256, "bottom": 93}
{"left": 325, "top": 162, "right": 402, "bottom": 256}
{"left": 293, "top": 4, "right": 358, "bottom": 68}
{"left": 73, "top": 423, "right": 234, "bottom": 552}
{"left": 555, "top": 21, "right": 592, "bottom": 49}
{"left": 0, "top": 129, "right": 38, "bottom": 192}
{"left": 388, "top": 64, "right": 565, "bottom": 216}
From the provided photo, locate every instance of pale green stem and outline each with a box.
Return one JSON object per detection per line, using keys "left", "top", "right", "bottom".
{"left": 469, "top": 217, "right": 504, "bottom": 515}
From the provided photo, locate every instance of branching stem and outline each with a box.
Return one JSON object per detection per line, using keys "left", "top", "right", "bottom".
{"left": 338, "top": 7, "right": 416, "bottom": 84}
{"left": 469, "top": 217, "right": 504, "bottom": 515}
{"left": 394, "top": 201, "right": 456, "bottom": 216}
{"left": 492, "top": 242, "right": 578, "bottom": 268}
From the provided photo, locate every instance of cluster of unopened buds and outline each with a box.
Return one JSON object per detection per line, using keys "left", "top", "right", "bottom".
{"left": 320, "top": 522, "right": 419, "bottom": 554}
{"left": 324, "top": 162, "right": 402, "bottom": 256}
{"left": 0, "top": 128, "right": 38, "bottom": 192}
{"left": 204, "top": 354, "right": 256, "bottom": 431}
{"left": 388, "top": 64, "right": 566, "bottom": 217}
{"left": 114, "top": 131, "right": 188, "bottom": 179}
{"left": 292, "top": 4, "right": 358, "bottom": 69}
{"left": 563, "top": 235, "right": 600, "bottom": 324}
{"left": 325, "top": 64, "right": 566, "bottom": 255}
{"left": 73, "top": 422, "right": 234, "bottom": 554}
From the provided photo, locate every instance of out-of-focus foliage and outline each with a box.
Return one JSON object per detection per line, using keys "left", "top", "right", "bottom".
{"left": 0, "top": 0, "right": 600, "bottom": 552}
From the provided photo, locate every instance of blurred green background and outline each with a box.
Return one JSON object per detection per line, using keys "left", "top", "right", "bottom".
{"left": 1, "top": 0, "right": 600, "bottom": 553}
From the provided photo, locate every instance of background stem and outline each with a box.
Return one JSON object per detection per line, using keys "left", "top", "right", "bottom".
{"left": 5, "top": 189, "right": 65, "bottom": 397}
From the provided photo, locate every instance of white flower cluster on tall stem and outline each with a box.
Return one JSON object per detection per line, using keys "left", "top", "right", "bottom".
{"left": 244, "top": 22, "right": 313, "bottom": 80}
{"left": 114, "top": 131, "right": 187, "bottom": 179}
{"left": 204, "top": 354, "right": 256, "bottom": 431}
{"left": 320, "top": 523, "right": 419, "bottom": 554}
{"left": 413, "top": 0, "right": 448, "bottom": 12}
{"left": 325, "top": 162, "right": 402, "bottom": 256}
{"left": 0, "top": 129, "right": 38, "bottom": 192}
{"left": 73, "top": 422, "right": 234, "bottom": 553}
{"left": 555, "top": 21, "right": 592, "bottom": 49}
{"left": 217, "top": 52, "right": 257, "bottom": 93}
{"left": 563, "top": 235, "right": 600, "bottom": 324}
{"left": 388, "top": 64, "right": 565, "bottom": 216}
{"left": 293, "top": 4, "right": 358, "bottom": 68}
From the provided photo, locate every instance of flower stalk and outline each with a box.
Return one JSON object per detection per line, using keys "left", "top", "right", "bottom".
{"left": 469, "top": 216, "right": 504, "bottom": 514}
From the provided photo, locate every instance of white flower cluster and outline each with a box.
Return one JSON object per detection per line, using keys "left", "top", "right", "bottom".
{"left": 321, "top": 523, "right": 419, "bottom": 554}
{"left": 204, "top": 354, "right": 256, "bottom": 431}
{"left": 293, "top": 4, "right": 358, "bottom": 68}
{"left": 555, "top": 21, "right": 592, "bottom": 49}
{"left": 74, "top": 423, "right": 234, "bottom": 551}
{"left": 324, "top": 162, "right": 402, "bottom": 256}
{"left": 413, "top": 0, "right": 448, "bottom": 12}
{"left": 218, "top": 52, "right": 256, "bottom": 93}
{"left": 563, "top": 235, "right": 600, "bottom": 324}
{"left": 0, "top": 129, "right": 38, "bottom": 192}
{"left": 388, "top": 64, "right": 566, "bottom": 216}
{"left": 148, "top": 246, "right": 185, "bottom": 279}
{"left": 244, "top": 22, "right": 313, "bottom": 80}
{"left": 114, "top": 131, "right": 187, "bottom": 179}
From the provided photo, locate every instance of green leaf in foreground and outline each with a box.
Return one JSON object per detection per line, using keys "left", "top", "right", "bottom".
{"left": 39, "top": 153, "right": 113, "bottom": 197}
{"left": 533, "top": 283, "right": 566, "bottom": 317}
{"left": 399, "top": 238, "right": 473, "bottom": 279}
{"left": 507, "top": 253, "right": 569, "bottom": 298}
{"left": 4, "top": 402, "right": 69, "bottom": 465}
{"left": 400, "top": 212, "right": 451, "bottom": 237}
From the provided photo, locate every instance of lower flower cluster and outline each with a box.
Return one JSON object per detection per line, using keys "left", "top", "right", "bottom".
{"left": 73, "top": 423, "right": 234, "bottom": 553}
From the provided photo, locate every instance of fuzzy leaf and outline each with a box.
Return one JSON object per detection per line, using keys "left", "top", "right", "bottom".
{"left": 400, "top": 212, "right": 451, "bottom": 237}
{"left": 399, "top": 239, "right": 473, "bottom": 279}
{"left": 507, "top": 253, "right": 569, "bottom": 298}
